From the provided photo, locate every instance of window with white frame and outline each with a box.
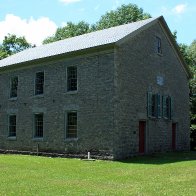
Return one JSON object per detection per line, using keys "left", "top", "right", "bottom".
{"left": 10, "top": 76, "right": 18, "bottom": 98}
{"left": 34, "top": 113, "right": 43, "bottom": 138}
{"left": 66, "top": 112, "right": 77, "bottom": 138}
{"left": 67, "top": 66, "right": 77, "bottom": 91}
{"left": 8, "top": 115, "right": 16, "bottom": 137}
{"left": 35, "top": 72, "right": 44, "bottom": 95}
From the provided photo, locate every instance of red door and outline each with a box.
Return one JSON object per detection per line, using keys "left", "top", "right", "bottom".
{"left": 172, "top": 123, "right": 176, "bottom": 150}
{"left": 139, "top": 121, "right": 146, "bottom": 153}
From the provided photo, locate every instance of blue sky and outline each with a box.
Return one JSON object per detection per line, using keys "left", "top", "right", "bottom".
{"left": 0, "top": 0, "right": 195, "bottom": 46}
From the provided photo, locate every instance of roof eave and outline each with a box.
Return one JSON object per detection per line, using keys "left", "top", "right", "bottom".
{"left": 0, "top": 43, "right": 115, "bottom": 72}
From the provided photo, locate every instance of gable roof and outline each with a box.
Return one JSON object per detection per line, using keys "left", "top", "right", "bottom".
{"left": 0, "top": 16, "right": 192, "bottom": 78}
{"left": 0, "top": 17, "right": 157, "bottom": 68}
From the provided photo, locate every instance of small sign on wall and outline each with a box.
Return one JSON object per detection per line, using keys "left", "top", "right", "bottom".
{"left": 157, "top": 76, "right": 164, "bottom": 86}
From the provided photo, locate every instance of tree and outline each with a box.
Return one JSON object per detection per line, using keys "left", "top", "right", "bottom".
{"left": 0, "top": 34, "right": 32, "bottom": 60}
{"left": 43, "top": 3, "right": 151, "bottom": 44}
{"left": 187, "top": 40, "right": 196, "bottom": 150}
{"left": 95, "top": 4, "right": 151, "bottom": 30}
{"left": 43, "top": 21, "right": 90, "bottom": 44}
{"left": 173, "top": 32, "right": 196, "bottom": 150}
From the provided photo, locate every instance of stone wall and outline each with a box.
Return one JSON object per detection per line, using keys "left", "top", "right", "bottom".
{"left": 113, "top": 22, "right": 190, "bottom": 159}
{"left": 0, "top": 50, "right": 115, "bottom": 157}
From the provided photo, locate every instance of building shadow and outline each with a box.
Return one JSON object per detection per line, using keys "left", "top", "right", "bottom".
{"left": 117, "top": 151, "right": 196, "bottom": 165}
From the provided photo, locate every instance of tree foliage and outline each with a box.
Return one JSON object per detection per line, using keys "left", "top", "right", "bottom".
{"left": 0, "top": 34, "right": 32, "bottom": 60}
{"left": 172, "top": 32, "right": 196, "bottom": 150}
{"left": 43, "top": 3, "right": 151, "bottom": 44}
{"left": 187, "top": 40, "right": 196, "bottom": 150}
{"left": 43, "top": 21, "right": 91, "bottom": 44}
{"left": 95, "top": 4, "right": 151, "bottom": 30}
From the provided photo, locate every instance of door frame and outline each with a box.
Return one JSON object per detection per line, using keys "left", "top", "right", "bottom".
{"left": 172, "top": 123, "right": 177, "bottom": 150}
{"left": 139, "top": 121, "right": 146, "bottom": 154}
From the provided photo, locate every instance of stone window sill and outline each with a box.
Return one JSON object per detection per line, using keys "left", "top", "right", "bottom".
{"left": 157, "top": 52, "right": 163, "bottom": 57}
{"left": 7, "top": 136, "right": 16, "bottom": 141}
{"left": 9, "top": 97, "right": 17, "bottom": 101}
{"left": 65, "top": 138, "right": 78, "bottom": 142}
{"left": 33, "top": 94, "right": 44, "bottom": 98}
{"left": 33, "top": 137, "right": 44, "bottom": 141}
{"left": 65, "top": 90, "right": 78, "bottom": 95}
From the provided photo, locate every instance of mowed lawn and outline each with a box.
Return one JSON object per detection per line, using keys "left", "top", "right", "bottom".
{"left": 0, "top": 152, "right": 195, "bottom": 196}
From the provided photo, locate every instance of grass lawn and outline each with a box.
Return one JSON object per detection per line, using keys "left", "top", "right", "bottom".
{"left": 0, "top": 152, "right": 195, "bottom": 196}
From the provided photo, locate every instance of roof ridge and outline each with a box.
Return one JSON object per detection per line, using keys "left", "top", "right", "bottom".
{"left": 42, "top": 17, "right": 159, "bottom": 46}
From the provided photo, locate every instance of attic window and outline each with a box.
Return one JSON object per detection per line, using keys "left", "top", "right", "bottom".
{"left": 156, "top": 37, "right": 162, "bottom": 54}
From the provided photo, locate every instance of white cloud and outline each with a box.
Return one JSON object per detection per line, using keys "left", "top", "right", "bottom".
{"left": 59, "top": 0, "right": 81, "bottom": 4}
{"left": 172, "top": 4, "right": 187, "bottom": 14}
{"left": 0, "top": 14, "right": 57, "bottom": 46}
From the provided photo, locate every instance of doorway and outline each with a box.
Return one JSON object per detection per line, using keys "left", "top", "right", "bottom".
{"left": 139, "top": 121, "right": 146, "bottom": 153}
{"left": 172, "top": 123, "right": 176, "bottom": 150}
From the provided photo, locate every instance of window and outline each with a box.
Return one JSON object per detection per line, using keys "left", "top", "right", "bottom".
{"left": 34, "top": 113, "right": 43, "bottom": 138}
{"left": 147, "top": 92, "right": 161, "bottom": 118}
{"left": 148, "top": 92, "right": 173, "bottom": 119}
{"left": 163, "top": 96, "right": 172, "bottom": 119}
{"left": 66, "top": 112, "right": 77, "bottom": 138}
{"left": 67, "top": 66, "right": 77, "bottom": 91}
{"left": 35, "top": 72, "right": 44, "bottom": 95}
{"left": 9, "top": 115, "right": 16, "bottom": 137}
{"left": 157, "top": 94, "right": 161, "bottom": 118}
{"left": 10, "top": 76, "right": 18, "bottom": 98}
{"left": 156, "top": 37, "right": 162, "bottom": 54}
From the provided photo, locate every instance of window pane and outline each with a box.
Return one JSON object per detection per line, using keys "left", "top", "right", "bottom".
{"left": 67, "top": 112, "right": 77, "bottom": 138}
{"left": 9, "top": 115, "right": 16, "bottom": 137}
{"left": 156, "top": 37, "right": 162, "bottom": 54}
{"left": 151, "top": 94, "right": 156, "bottom": 117}
{"left": 35, "top": 72, "right": 44, "bottom": 95}
{"left": 10, "top": 77, "right": 18, "bottom": 98}
{"left": 157, "top": 94, "right": 161, "bottom": 118}
{"left": 67, "top": 67, "right": 77, "bottom": 91}
{"left": 34, "top": 114, "right": 43, "bottom": 137}
{"left": 162, "top": 96, "right": 171, "bottom": 119}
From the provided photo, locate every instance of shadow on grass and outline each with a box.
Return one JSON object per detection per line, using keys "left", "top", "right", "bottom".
{"left": 118, "top": 151, "right": 196, "bottom": 165}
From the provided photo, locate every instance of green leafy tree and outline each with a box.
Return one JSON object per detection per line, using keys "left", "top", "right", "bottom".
{"left": 0, "top": 46, "right": 8, "bottom": 60}
{"left": 172, "top": 32, "right": 196, "bottom": 150}
{"left": 95, "top": 4, "right": 151, "bottom": 30}
{"left": 0, "top": 34, "right": 32, "bottom": 60}
{"left": 43, "top": 3, "right": 151, "bottom": 44}
{"left": 187, "top": 40, "right": 196, "bottom": 150}
{"left": 43, "top": 21, "right": 90, "bottom": 44}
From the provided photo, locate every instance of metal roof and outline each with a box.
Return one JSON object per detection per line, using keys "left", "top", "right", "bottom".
{"left": 0, "top": 17, "right": 158, "bottom": 68}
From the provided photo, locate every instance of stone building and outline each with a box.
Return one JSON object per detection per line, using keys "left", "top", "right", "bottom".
{"left": 0, "top": 16, "right": 191, "bottom": 159}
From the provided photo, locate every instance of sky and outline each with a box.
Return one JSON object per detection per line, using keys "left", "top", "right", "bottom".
{"left": 0, "top": 0, "right": 195, "bottom": 46}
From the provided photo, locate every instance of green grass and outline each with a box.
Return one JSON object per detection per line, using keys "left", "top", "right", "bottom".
{"left": 0, "top": 152, "right": 195, "bottom": 196}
